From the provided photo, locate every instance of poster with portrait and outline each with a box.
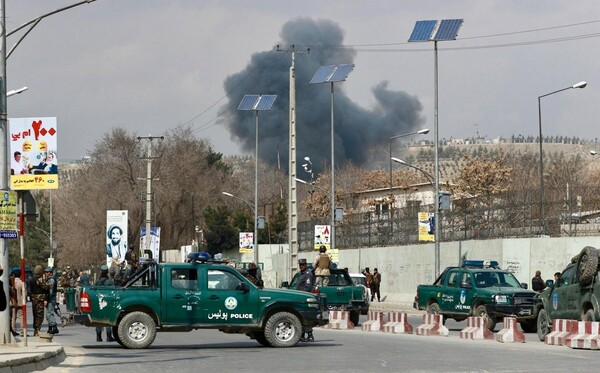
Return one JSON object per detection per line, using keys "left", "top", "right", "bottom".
{"left": 106, "top": 210, "right": 128, "bottom": 268}
{"left": 314, "top": 225, "right": 331, "bottom": 250}
{"left": 418, "top": 212, "right": 435, "bottom": 242}
{"left": 239, "top": 232, "right": 254, "bottom": 254}
{"left": 140, "top": 227, "right": 161, "bottom": 262}
{"left": 0, "top": 191, "right": 18, "bottom": 239}
{"left": 9, "top": 117, "right": 58, "bottom": 190}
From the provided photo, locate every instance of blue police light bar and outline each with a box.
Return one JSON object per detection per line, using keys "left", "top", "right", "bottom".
{"left": 462, "top": 260, "right": 499, "bottom": 269}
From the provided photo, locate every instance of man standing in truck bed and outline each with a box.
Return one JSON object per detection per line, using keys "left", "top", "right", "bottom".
{"left": 314, "top": 245, "right": 332, "bottom": 287}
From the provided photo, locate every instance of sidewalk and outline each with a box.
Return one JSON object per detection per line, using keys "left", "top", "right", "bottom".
{"left": 0, "top": 335, "right": 65, "bottom": 373}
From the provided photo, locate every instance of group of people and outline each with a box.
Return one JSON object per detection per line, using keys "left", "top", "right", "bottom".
{"left": 531, "top": 270, "right": 562, "bottom": 292}
{"left": 362, "top": 267, "right": 382, "bottom": 302}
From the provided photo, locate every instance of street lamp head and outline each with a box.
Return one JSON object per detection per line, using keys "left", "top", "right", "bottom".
{"left": 294, "top": 177, "right": 309, "bottom": 185}
{"left": 417, "top": 128, "right": 430, "bottom": 135}
{"left": 304, "top": 156, "right": 311, "bottom": 162}
{"left": 591, "top": 150, "right": 597, "bottom": 156}
{"left": 390, "top": 157, "right": 406, "bottom": 165}
{"left": 572, "top": 81, "right": 587, "bottom": 89}
{"left": 222, "top": 192, "right": 233, "bottom": 197}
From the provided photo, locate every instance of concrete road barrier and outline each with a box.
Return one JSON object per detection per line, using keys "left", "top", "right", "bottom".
{"left": 545, "top": 319, "right": 577, "bottom": 346}
{"left": 495, "top": 317, "right": 525, "bottom": 343}
{"left": 321, "top": 310, "right": 355, "bottom": 330}
{"left": 361, "top": 311, "right": 385, "bottom": 332}
{"left": 415, "top": 314, "right": 448, "bottom": 336}
{"left": 459, "top": 316, "right": 493, "bottom": 340}
{"left": 382, "top": 312, "right": 413, "bottom": 334}
{"left": 564, "top": 321, "right": 600, "bottom": 350}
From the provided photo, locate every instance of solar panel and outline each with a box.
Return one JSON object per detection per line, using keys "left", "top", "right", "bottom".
{"left": 433, "top": 19, "right": 463, "bottom": 41}
{"left": 310, "top": 65, "right": 337, "bottom": 84}
{"left": 329, "top": 64, "right": 354, "bottom": 82}
{"left": 238, "top": 95, "right": 260, "bottom": 110}
{"left": 255, "top": 95, "right": 277, "bottom": 111}
{"left": 408, "top": 20, "right": 437, "bottom": 42}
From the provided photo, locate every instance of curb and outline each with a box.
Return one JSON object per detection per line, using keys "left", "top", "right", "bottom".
{"left": 0, "top": 344, "right": 66, "bottom": 373}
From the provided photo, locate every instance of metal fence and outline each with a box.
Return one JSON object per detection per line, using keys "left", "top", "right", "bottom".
{"left": 297, "top": 187, "right": 600, "bottom": 252}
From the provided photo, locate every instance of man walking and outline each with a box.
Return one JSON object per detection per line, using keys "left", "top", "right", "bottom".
{"left": 45, "top": 267, "right": 60, "bottom": 334}
{"left": 371, "top": 268, "right": 382, "bottom": 302}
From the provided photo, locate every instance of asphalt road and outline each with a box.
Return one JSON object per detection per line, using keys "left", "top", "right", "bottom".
{"left": 41, "top": 312, "right": 597, "bottom": 373}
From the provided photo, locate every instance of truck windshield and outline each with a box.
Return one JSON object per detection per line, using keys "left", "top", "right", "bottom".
{"left": 473, "top": 271, "right": 521, "bottom": 288}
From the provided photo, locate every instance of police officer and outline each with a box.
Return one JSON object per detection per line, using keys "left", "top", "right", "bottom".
{"left": 30, "top": 265, "right": 50, "bottom": 336}
{"left": 296, "top": 259, "right": 315, "bottom": 342}
{"left": 95, "top": 265, "right": 115, "bottom": 342}
{"left": 44, "top": 267, "right": 60, "bottom": 334}
{"left": 125, "top": 245, "right": 140, "bottom": 278}
{"left": 313, "top": 245, "right": 332, "bottom": 287}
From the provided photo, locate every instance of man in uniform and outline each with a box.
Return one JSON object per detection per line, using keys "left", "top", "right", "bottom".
{"left": 296, "top": 259, "right": 315, "bottom": 342}
{"left": 44, "top": 267, "right": 60, "bottom": 334}
{"left": 95, "top": 265, "right": 116, "bottom": 342}
{"left": 313, "top": 245, "right": 332, "bottom": 287}
{"left": 125, "top": 245, "right": 140, "bottom": 279}
{"left": 246, "top": 263, "right": 264, "bottom": 288}
{"left": 29, "top": 265, "right": 49, "bottom": 336}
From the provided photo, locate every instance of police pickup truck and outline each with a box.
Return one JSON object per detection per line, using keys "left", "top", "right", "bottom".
{"left": 413, "top": 260, "right": 538, "bottom": 332}
{"left": 282, "top": 268, "right": 369, "bottom": 326}
{"left": 536, "top": 246, "right": 600, "bottom": 341}
{"left": 75, "top": 256, "right": 328, "bottom": 349}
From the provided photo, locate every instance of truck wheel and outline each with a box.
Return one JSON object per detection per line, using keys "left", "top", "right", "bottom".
{"left": 577, "top": 246, "right": 598, "bottom": 285}
{"left": 520, "top": 320, "right": 537, "bottom": 333}
{"left": 583, "top": 309, "right": 595, "bottom": 322}
{"left": 426, "top": 302, "right": 441, "bottom": 315}
{"left": 263, "top": 312, "right": 302, "bottom": 348}
{"left": 111, "top": 326, "right": 124, "bottom": 347}
{"left": 350, "top": 311, "right": 360, "bottom": 326}
{"left": 474, "top": 305, "right": 496, "bottom": 331}
{"left": 117, "top": 311, "right": 157, "bottom": 349}
{"left": 537, "top": 309, "right": 550, "bottom": 341}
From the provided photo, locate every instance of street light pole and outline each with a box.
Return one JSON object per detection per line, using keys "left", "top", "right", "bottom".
{"left": 391, "top": 157, "right": 435, "bottom": 188}
{"left": 537, "top": 81, "right": 587, "bottom": 235}
{"left": 389, "top": 128, "right": 430, "bottom": 193}
{"left": 222, "top": 192, "right": 257, "bottom": 261}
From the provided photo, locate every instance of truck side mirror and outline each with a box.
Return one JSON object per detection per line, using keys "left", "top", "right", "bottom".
{"left": 237, "top": 282, "right": 250, "bottom": 293}
{"left": 545, "top": 279, "right": 554, "bottom": 288}
{"left": 520, "top": 283, "right": 528, "bottom": 289}
{"left": 281, "top": 281, "right": 289, "bottom": 288}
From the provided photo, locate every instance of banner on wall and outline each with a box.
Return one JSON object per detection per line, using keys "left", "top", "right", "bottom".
{"left": 418, "top": 212, "right": 435, "bottom": 242}
{"left": 9, "top": 117, "right": 59, "bottom": 190}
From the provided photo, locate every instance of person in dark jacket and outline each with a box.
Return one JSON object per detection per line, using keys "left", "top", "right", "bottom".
{"left": 44, "top": 267, "right": 59, "bottom": 334}
{"left": 531, "top": 270, "right": 546, "bottom": 292}
{"left": 95, "top": 265, "right": 115, "bottom": 342}
{"left": 296, "top": 259, "right": 315, "bottom": 342}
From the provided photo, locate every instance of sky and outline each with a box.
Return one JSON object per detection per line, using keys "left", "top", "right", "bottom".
{"left": 6, "top": 1, "right": 600, "bottom": 171}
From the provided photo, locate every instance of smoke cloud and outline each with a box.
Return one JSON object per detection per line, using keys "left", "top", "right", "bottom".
{"left": 219, "top": 17, "right": 425, "bottom": 174}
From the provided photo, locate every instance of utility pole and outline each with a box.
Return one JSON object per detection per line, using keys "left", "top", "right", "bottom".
{"left": 277, "top": 45, "right": 309, "bottom": 281}
{"left": 0, "top": 0, "right": 9, "bottom": 344}
{"left": 138, "top": 136, "right": 163, "bottom": 259}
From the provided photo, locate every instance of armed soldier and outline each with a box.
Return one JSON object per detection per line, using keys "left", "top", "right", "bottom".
{"left": 297, "top": 259, "right": 315, "bottom": 342}
{"left": 313, "top": 245, "right": 332, "bottom": 287}
{"left": 30, "top": 265, "right": 50, "bottom": 336}
{"left": 125, "top": 245, "right": 140, "bottom": 278}
{"left": 44, "top": 267, "right": 60, "bottom": 334}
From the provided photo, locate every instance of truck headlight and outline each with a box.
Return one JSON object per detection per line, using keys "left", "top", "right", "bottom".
{"left": 494, "top": 295, "right": 508, "bottom": 304}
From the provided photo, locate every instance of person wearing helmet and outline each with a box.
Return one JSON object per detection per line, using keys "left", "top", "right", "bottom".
{"left": 44, "top": 267, "right": 60, "bottom": 335}
{"left": 30, "top": 265, "right": 50, "bottom": 336}
{"left": 94, "top": 265, "right": 115, "bottom": 342}
{"left": 313, "top": 245, "right": 332, "bottom": 287}
{"left": 246, "top": 263, "right": 264, "bottom": 289}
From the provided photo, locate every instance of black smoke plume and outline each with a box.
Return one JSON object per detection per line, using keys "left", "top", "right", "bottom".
{"left": 219, "top": 17, "right": 425, "bottom": 174}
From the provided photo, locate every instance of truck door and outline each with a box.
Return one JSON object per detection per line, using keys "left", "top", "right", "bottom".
{"left": 164, "top": 267, "right": 202, "bottom": 325}
{"left": 440, "top": 269, "right": 461, "bottom": 313}
{"left": 552, "top": 265, "right": 577, "bottom": 320}
{"left": 202, "top": 268, "right": 259, "bottom": 325}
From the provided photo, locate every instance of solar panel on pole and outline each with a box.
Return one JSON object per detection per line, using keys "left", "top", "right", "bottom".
{"left": 408, "top": 20, "right": 437, "bottom": 42}
{"left": 238, "top": 95, "right": 260, "bottom": 110}
{"left": 309, "top": 65, "right": 337, "bottom": 84}
{"left": 433, "top": 19, "right": 463, "bottom": 41}
{"left": 329, "top": 64, "right": 354, "bottom": 82}
{"left": 255, "top": 95, "right": 277, "bottom": 111}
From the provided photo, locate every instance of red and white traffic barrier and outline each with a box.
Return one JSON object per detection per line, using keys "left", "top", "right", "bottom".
{"left": 382, "top": 312, "right": 413, "bottom": 334}
{"left": 361, "top": 311, "right": 385, "bottom": 332}
{"left": 495, "top": 317, "right": 525, "bottom": 343}
{"left": 564, "top": 321, "right": 600, "bottom": 350}
{"left": 415, "top": 314, "right": 448, "bottom": 336}
{"left": 545, "top": 319, "right": 577, "bottom": 346}
{"left": 322, "top": 310, "right": 355, "bottom": 330}
{"left": 459, "top": 316, "right": 493, "bottom": 340}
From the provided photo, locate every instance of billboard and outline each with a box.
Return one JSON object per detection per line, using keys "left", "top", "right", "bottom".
{"left": 314, "top": 225, "right": 331, "bottom": 250}
{"left": 106, "top": 210, "right": 128, "bottom": 268}
{"left": 418, "top": 212, "right": 435, "bottom": 242}
{"left": 140, "top": 227, "right": 161, "bottom": 261}
{"left": 9, "top": 117, "right": 58, "bottom": 190}
{"left": 0, "top": 191, "right": 18, "bottom": 239}
{"left": 239, "top": 232, "right": 253, "bottom": 254}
